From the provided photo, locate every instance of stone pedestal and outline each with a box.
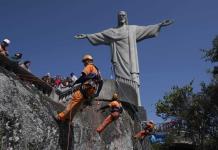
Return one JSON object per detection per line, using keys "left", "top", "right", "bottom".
{"left": 97, "top": 79, "right": 138, "bottom": 106}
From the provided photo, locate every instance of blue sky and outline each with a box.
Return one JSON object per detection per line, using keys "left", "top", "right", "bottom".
{"left": 1, "top": 0, "right": 218, "bottom": 123}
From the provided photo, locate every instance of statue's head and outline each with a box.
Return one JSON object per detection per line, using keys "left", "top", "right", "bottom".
{"left": 117, "top": 11, "right": 128, "bottom": 26}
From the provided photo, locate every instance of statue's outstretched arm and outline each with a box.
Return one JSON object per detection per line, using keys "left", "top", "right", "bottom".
{"left": 74, "top": 34, "right": 87, "bottom": 39}
{"left": 159, "top": 19, "right": 174, "bottom": 27}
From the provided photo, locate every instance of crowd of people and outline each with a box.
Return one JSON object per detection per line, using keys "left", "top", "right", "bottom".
{"left": 0, "top": 38, "right": 32, "bottom": 72}
{"left": 42, "top": 72, "right": 77, "bottom": 103}
{"left": 0, "top": 38, "right": 77, "bottom": 102}
{"left": 42, "top": 72, "right": 77, "bottom": 88}
{"left": 42, "top": 72, "right": 78, "bottom": 102}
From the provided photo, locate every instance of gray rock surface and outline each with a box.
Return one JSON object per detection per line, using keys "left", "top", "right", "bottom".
{"left": 0, "top": 67, "right": 150, "bottom": 150}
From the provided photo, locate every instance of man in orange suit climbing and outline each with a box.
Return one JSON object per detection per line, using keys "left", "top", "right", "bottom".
{"left": 55, "top": 54, "right": 103, "bottom": 122}
{"left": 133, "top": 120, "right": 155, "bottom": 139}
{"left": 96, "top": 93, "right": 123, "bottom": 133}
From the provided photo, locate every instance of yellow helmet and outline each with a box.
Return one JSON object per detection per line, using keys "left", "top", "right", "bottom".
{"left": 112, "top": 93, "right": 119, "bottom": 100}
{"left": 82, "top": 54, "right": 93, "bottom": 62}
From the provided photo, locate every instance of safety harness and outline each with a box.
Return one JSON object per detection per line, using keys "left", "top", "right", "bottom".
{"left": 79, "top": 64, "right": 103, "bottom": 99}
{"left": 111, "top": 106, "right": 123, "bottom": 113}
{"left": 110, "top": 101, "right": 123, "bottom": 113}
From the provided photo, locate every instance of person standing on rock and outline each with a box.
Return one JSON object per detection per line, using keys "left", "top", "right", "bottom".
{"left": 10, "top": 52, "right": 23, "bottom": 64}
{"left": 96, "top": 93, "right": 123, "bottom": 133}
{"left": 0, "top": 39, "right": 10, "bottom": 56}
{"left": 55, "top": 54, "right": 103, "bottom": 122}
{"left": 19, "top": 60, "right": 31, "bottom": 72}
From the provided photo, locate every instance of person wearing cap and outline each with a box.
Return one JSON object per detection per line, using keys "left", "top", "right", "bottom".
{"left": 0, "top": 39, "right": 10, "bottom": 56}
{"left": 96, "top": 93, "right": 123, "bottom": 134}
{"left": 10, "top": 52, "right": 23, "bottom": 64}
{"left": 133, "top": 120, "right": 155, "bottom": 139}
{"left": 55, "top": 54, "right": 103, "bottom": 122}
{"left": 42, "top": 73, "right": 52, "bottom": 85}
{"left": 19, "top": 60, "right": 31, "bottom": 72}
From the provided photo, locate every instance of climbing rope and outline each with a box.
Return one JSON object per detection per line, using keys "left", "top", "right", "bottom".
{"left": 67, "top": 110, "right": 72, "bottom": 150}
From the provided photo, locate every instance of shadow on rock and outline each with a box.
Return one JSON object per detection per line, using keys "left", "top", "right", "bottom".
{"left": 57, "top": 121, "right": 74, "bottom": 150}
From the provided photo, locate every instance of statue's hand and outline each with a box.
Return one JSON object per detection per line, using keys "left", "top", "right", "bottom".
{"left": 160, "top": 19, "right": 174, "bottom": 27}
{"left": 74, "top": 34, "right": 87, "bottom": 39}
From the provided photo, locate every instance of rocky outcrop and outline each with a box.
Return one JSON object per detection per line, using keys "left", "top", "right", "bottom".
{"left": 0, "top": 67, "right": 150, "bottom": 150}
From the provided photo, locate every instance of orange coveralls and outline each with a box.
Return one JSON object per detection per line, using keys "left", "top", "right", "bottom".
{"left": 57, "top": 64, "right": 98, "bottom": 121}
{"left": 96, "top": 101, "right": 122, "bottom": 133}
{"left": 134, "top": 122, "right": 155, "bottom": 139}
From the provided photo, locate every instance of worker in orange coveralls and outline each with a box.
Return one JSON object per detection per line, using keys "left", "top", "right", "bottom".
{"left": 55, "top": 54, "right": 103, "bottom": 122}
{"left": 133, "top": 120, "right": 155, "bottom": 139}
{"left": 96, "top": 93, "right": 123, "bottom": 133}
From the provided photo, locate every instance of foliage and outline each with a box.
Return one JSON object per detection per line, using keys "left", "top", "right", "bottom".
{"left": 156, "top": 81, "right": 194, "bottom": 120}
{"left": 155, "top": 36, "right": 218, "bottom": 149}
{"left": 202, "top": 36, "right": 218, "bottom": 62}
{"left": 155, "top": 81, "right": 218, "bottom": 149}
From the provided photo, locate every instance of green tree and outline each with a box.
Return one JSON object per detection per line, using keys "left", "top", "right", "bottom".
{"left": 202, "top": 35, "right": 218, "bottom": 81}
{"left": 202, "top": 36, "right": 218, "bottom": 62}
{"left": 155, "top": 36, "right": 218, "bottom": 150}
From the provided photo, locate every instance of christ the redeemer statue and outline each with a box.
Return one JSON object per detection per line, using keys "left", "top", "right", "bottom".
{"left": 75, "top": 11, "right": 173, "bottom": 106}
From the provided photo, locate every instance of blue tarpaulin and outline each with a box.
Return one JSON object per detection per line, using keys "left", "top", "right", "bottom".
{"left": 149, "top": 134, "right": 166, "bottom": 144}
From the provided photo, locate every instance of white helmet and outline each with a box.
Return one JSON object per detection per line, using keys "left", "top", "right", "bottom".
{"left": 3, "top": 39, "right": 11, "bottom": 45}
{"left": 149, "top": 120, "right": 154, "bottom": 124}
{"left": 82, "top": 54, "right": 93, "bottom": 62}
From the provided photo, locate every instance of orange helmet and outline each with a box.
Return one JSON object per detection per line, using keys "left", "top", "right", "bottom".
{"left": 82, "top": 54, "right": 93, "bottom": 62}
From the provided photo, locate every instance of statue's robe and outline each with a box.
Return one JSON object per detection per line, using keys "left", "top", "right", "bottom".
{"left": 87, "top": 24, "right": 160, "bottom": 105}
{"left": 87, "top": 24, "right": 160, "bottom": 85}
